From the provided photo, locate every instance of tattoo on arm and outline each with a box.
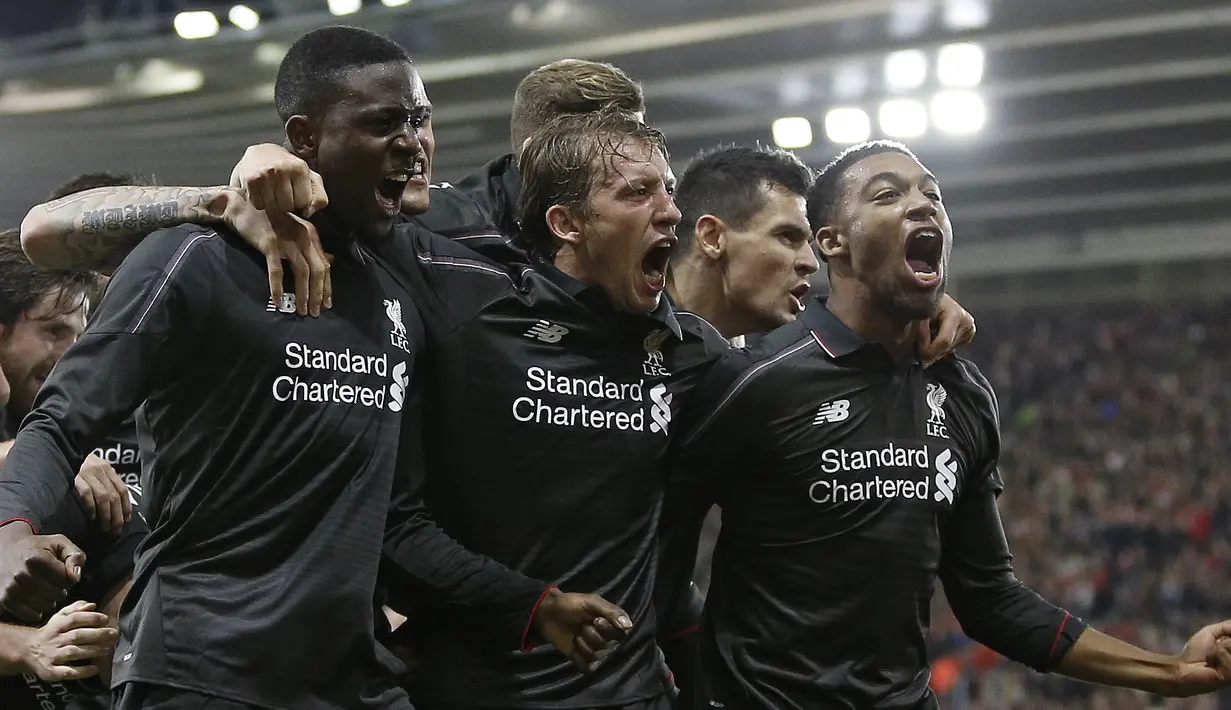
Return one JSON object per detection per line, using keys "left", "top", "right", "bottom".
{"left": 29, "top": 186, "right": 239, "bottom": 271}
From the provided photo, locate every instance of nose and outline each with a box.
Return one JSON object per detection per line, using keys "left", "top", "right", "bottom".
{"left": 905, "top": 188, "right": 938, "bottom": 221}
{"left": 656, "top": 189, "right": 682, "bottom": 230}
{"left": 391, "top": 121, "right": 423, "bottom": 154}
{"left": 797, "top": 242, "right": 821, "bottom": 277}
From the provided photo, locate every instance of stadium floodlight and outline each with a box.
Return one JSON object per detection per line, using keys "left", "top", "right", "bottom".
{"left": 937, "top": 42, "right": 984, "bottom": 87}
{"left": 931, "top": 91, "right": 986, "bottom": 134}
{"left": 878, "top": 99, "right": 927, "bottom": 138}
{"left": 381, "top": 0, "right": 411, "bottom": 6}
{"left": 772, "top": 117, "right": 813, "bottom": 150}
{"left": 884, "top": 49, "right": 927, "bottom": 91}
{"left": 328, "top": 0, "right": 362, "bottom": 15}
{"left": 228, "top": 5, "right": 261, "bottom": 31}
{"left": 824, "top": 107, "right": 871, "bottom": 144}
{"left": 174, "top": 10, "right": 220, "bottom": 40}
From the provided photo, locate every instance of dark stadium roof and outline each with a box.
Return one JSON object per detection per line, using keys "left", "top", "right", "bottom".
{"left": 0, "top": 0, "right": 1227, "bottom": 246}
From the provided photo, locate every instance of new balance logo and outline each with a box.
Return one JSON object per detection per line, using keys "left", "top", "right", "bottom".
{"left": 267, "top": 294, "right": 296, "bottom": 313}
{"left": 813, "top": 399, "right": 851, "bottom": 424}
{"left": 524, "top": 320, "right": 570, "bottom": 343}
{"left": 934, "top": 448, "right": 958, "bottom": 505}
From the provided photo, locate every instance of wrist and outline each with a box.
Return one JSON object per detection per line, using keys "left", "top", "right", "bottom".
{"left": 199, "top": 186, "right": 248, "bottom": 226}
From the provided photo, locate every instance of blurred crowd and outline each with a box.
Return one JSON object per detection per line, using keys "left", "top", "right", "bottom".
{"left": 693, "top": 298, "right": 1231, "bottom": 709}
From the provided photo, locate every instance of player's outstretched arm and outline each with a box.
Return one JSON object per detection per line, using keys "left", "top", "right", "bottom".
{"left": 21, "top": 185, "right": 331, "bottom": 316}
{"left": 1054, "top": 621, "right": 1231, "bottom": 697}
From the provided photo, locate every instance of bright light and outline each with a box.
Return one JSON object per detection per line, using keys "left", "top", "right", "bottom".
{"left": 173, "top": 10, "right": 219, "bottom": 40}
{"left": 824, "top": 108, "right": 871, "bottom": 144}
{"left": 381, "top": 0, "right": 411, "bottom": 5}
{"left": 254, "top": 42, "right": 287, "bottom": 67}
{"left": 879, "top": 99, "right": 928, "bottom": 138}
{"left": 884, "top": 49, "right": 927, "bottom": 90}
{"left": 831, "top": 63, "right": 868, "bottom": 100}
{"left": 938, "top": 43, "right": 984, "bottom": 87}
{"left": 944, "top": 0, "right": 990, "bottom": 29}
{"left": 328, "top": 0, "right": 361, "bottom": 16}
{"left": 931, "top": 91, "right": 986, "bottom": 134}
{"left": 772, "top": 117, "right": 813, "bottom": 150}
{"left": 228, "top": 5, "right": 260, "bottom": 30}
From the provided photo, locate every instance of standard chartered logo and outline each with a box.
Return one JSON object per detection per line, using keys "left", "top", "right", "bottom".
{"left": 808, "top": 442, "right": 959, "bottom": 505}
{"left": 933, "top": 448, "right": 958, "bottom": 504}
{"left": 272, "top": 342, "right": 405, "bottom": 410}
{"left": 512, "top": 366, "right": 671, "bottom": 433}
{"left": 648, "top": 383, "right": 672, "bottom": 435}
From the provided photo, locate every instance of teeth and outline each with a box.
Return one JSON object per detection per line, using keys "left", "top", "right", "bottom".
{"left": 412, "top": 162, "right": 424, "bottom": 176}
{"left": 388, "top": 173, "right": 409, "bottom": 183}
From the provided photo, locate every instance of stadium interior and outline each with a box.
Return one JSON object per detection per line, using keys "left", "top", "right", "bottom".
{"left": 2, "top": 1, "right": 1229, "bottom": 708}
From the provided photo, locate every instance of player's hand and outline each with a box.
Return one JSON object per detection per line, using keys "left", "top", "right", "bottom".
{"left": 918, "top": 294, "right": 975, "bottom": 367}
{"left": 220, "top": 191, "right": 332, "bottom": 317}
{"left": 530, "top": 589, "right": 632, "bottom": 672}
{"left": 1163, "top": 620, "right": 1231, "bottom": 696}
{"left": 21, "top": 600, "right": 117, "bottom": 682}
{"left": 0, "top": 523, "right": 84, "bottom": 623}
{"left": 74, "top": 454, "right": 131, "bottom": 534}
{"left": 230, "top": 143, "right": 329, "bottom": 217}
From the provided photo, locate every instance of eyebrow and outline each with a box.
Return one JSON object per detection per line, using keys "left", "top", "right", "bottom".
{"left": 862, "top": 168, "right": 941, "bottom": 190}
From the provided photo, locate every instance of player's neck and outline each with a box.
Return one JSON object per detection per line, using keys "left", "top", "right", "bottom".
{"left": 827, "top": 281, "right": 919, "bottom": 362}
{"left": 667, "top": 258, "right": 745, "bottom": 340}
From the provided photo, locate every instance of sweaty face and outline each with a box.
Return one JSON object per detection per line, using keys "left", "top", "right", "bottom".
{"left": 313, "top": 60, "right": 434, "bottom": 239}
{"left": 0, "top": 289, "right": 87, "bottom": 420}
{"left": 573, "top": 140, "right": 680, "bottom": 314}
{"left": 720, "top": 184, "right": 819, "bottom": 334}
{"left": 833, "top": 152, "right": 951, "bottom": 322}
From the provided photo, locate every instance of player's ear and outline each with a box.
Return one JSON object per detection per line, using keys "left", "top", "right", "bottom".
{"left": 285, "top": 115, "right": 320, "bottom": 162}
{"left": 546, "top": 205, "right": 582, "bottom": 247}
{"left": 692, "top": 215, "right": 726, "bottom": 261}
{"left": 817, "top": 225, "right": 849, "bottom": 261}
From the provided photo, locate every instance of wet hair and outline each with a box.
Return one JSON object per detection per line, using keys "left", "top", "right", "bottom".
{"left": 0, "top": 229, "right": 101, "bottom": 331}
{"left": 518, "top": 109, "right": 668, "bottom": 259}
{"left": 275, "top": 25, "right": 412, "bottom": 123}
{"left": 675, "top": 145, "right": 814, "bottom": 253}
{"left": 510, "top": 59, "right": 645, "bottom": 153}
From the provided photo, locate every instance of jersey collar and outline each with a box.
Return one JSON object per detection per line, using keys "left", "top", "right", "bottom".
{"left": 800, "top": 296, "right": 870, "bottom": 358}
{"left": 535, "top": 259, "right": 683, "bottom": 340}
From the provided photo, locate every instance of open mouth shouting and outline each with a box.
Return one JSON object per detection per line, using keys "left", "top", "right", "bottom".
{"left": 375, "top": 155, "right": 427, "bottom": 216}
{"left": 640, "top": 235, "right": 676, "bottom": 295}
{"left": 904, "top": 225, "right": 943, "bottom": 288}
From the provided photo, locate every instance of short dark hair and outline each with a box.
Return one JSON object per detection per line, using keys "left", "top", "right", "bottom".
{"left": 510, "top": 59, "right": 645, "bottom": 154}
{"left": 274, "top": 26, "right": 412, "bottom": 123}
{"left": 518, "top": 109, "right": 669, "bottom": 259}
{"left": 47, "top": 171, "right": 155, "bottom": 201}
{"left": 0, "top": 229, "right": 101, "bottom": 331}
{"left": 675, "top": 145, "right": 815, "bottom": 253}
{"left": 806, "top": 140, "right": 917, "bottom": 236}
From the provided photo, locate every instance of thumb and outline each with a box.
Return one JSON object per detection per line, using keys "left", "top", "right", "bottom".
{"left": 47, "top": 536, "right": 86, "bottom": 581}
{"left": 305, "top": 171, "right": 329, "bottom": 218}
{"left": 582, "top": 596, "right": 632, "bottom": 632}
{"left": 915, "top": 321, "right": 937, "bottom": 364}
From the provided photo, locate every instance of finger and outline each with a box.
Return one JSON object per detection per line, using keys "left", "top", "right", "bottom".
{"left": 60, "top": 629, "right": 119, "bottom": 652}
{"left": 52, "top": 642, "right": 116, "bottom": 665}
{"left": 932, "top": 309, "right": 960, "bottom": 360}
{"left": 75, "top": 481, "right": 98, "bottom": 521}
{"left": 117, "top": 476, "right": 133, "bottom": 524}
{"left": 306, "top": 171, "right": 329, "bottom": 218}
{"left": 15, "top": 561, "right": 72, "bottom": 601}
{"left": 1213, "top": 641, "right": 1231, "bottom": 679}
{"left": 41, "top": 664, "right": 99, "bottom": 682}
{"left": 84, "top": 475, "right": 116, "bottom": 533}
{"left": 957, "top": 310, "right": 976, "bottom": 347}
{"left": 41, "top": 535, "right": 85, "bottom": 582}
{"left": 265, "top": 247, "right": 285, "bottom": 308}
{"left": 581, "top": 597, "right": 633, "bottom": 634}
{"left": 290, "top": 170, "right": 314, "bottom": 216}
{"left": 294, "top": 230, "right": 326, "bottom": 318}
{"left": 59, "top": 611, "right": 114, "bottom": 633}
{"left": 572, "top": 635, "right": 600, "bottom": 666}
{"left": 258, "top": 181, "right": 280, "bottom": 216}
{"left": 915, "top": 320, "right": 939, "bottom": 366}
{"left": 576, "top": 623, "right": 613, "bottom": 652}
{"left": 323, "top": 253, "right": 334, "bottom": 310}
{"left": 590, "top": 616, "right": 625, "bottom": 644}
{"left": 273, "top": 173, "right": 297, "bottom": 214}
{"left": 281, "top": 244, "right": 310, "bottom": 317}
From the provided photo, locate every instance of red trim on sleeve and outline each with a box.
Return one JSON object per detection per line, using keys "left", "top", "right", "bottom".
{"left": 1046, "top": 612, "right": 1071, "bottom": 665}
{"left": 0, "top": 518, "right": 36, "bottom": 534}
{"left": 520, "top": 586, "right": 559, "bottom": 652}
{"left": 666, "top": 624, "right": 700, "bottom": 641}
{"left": 667, "top": 671, "right": 675, "bottom": 686}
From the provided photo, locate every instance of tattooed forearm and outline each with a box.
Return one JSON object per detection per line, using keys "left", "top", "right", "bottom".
{"left": 22, "top": 185, "right": 242, "bottom": 271}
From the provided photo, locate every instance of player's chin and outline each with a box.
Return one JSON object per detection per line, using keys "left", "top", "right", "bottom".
{"left": 400, "top": 185, "right": 430, "bottom": 217}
